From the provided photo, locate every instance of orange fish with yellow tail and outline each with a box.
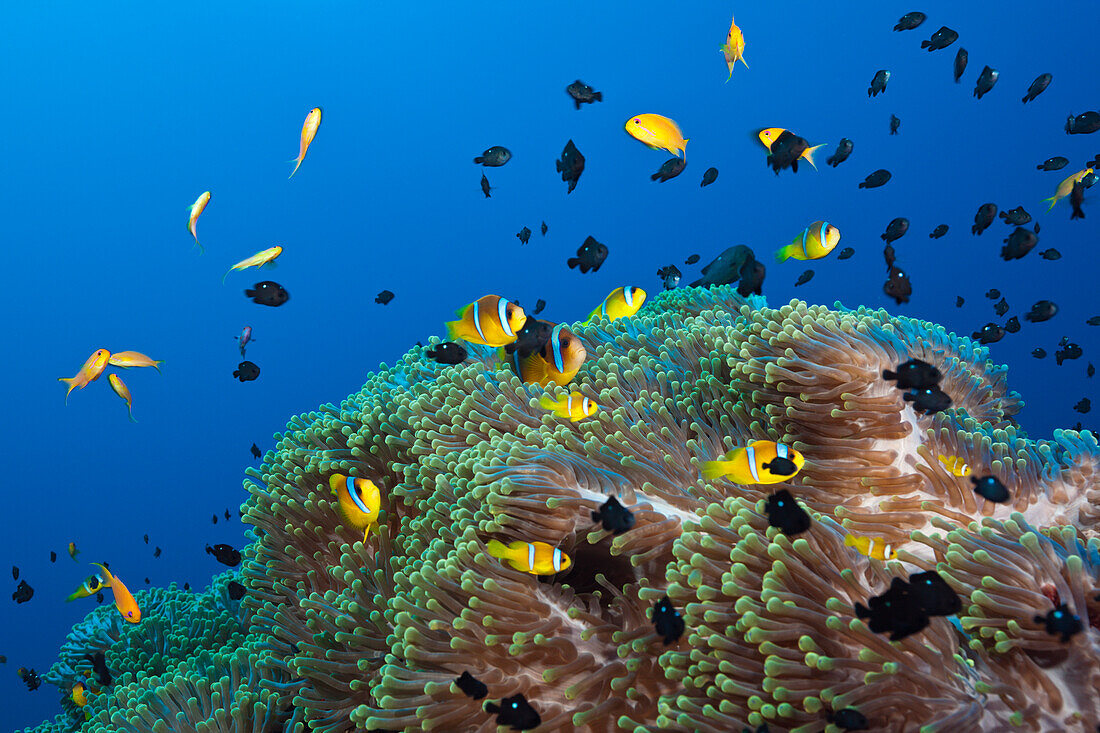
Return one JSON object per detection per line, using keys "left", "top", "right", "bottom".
{"left": 59, "top": 349, "right": 111, "bottom": 404}
{"left": 289, "top": 107, "right": 322, "bottom": 178}
{"left": 91, "top": 563, "right": 141, "bottom": 623}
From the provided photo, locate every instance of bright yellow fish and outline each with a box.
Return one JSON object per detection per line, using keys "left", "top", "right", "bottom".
{"left": 329, "top": 473, "right": 381, "bottom": 541}
{"left": 702, "top": 440, "right": 805, "bottom": 484}
{"left": 844, "top": 533, "right": 898, "bottom": 561}
{"left": 538, "top": 391, "right": 598, "bottom": 421}
{"left": 187, "top": 191, "right": 210, "bottom": 252}
{"left": 108, "top": 351, "right": 163, "bottom": 372}
{"left": 1042, "top": 167, "right": 1093, "bottom": 211}
{"left": 721, "top": 14, "right": 748, "bottom": 80}
{"left": 72, "top": 682, "right": 88, "bottom": 707}
{"left": 625, "top": 114, "right": 688, "bottom": 158}
{"left": 585, "top": 286, "right": 647, "bottom": 324}
{"left": 487, "top": 539, "right": 571, "bottom": 575}
{"left": 937, "top": 454, "right": 971, "bottom": 477}
{"left": 222, "top": 246, "right": 283, "bottom": 284}
{"left": 91, "top": 563, "right": 141, "bottom": 623}
{"left": 776, "top": 221, "right": 841, "bottom": 262}
{"left": 59, "top": 349, "right": 111, "bottom": 405}
{"left": 289, "top": 107, "right": 322, "bottom": 178}
{"left": 446, "top": 295, "right": 527, "bottom": 347}
{"left": 108, "top": 373, "right": 136, "bottom": 423}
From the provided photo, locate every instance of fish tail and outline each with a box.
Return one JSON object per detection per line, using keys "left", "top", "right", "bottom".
{"left": 802, "top": 144, "right": 825, "bottom": 170}
{"left": 444, "top": 319, "right": 463, "bottom": 342}
{"left": 700, "top": 461, "right": 727, "bottom": 480}
{"left": 538, "top": 394, "right": 558, "bottom": 411}
{"left": 844, "top": 534, "right": 857, "bottom": 548}
{"left": 192, "top": 239, "right": 204, "bottom": 254}
{"left": 221, "top": 269, "right": 234, "bottom": 285}
{"left": 288, "top": 157, "right": 304, "bottom": 179}
{"left": 775, "top": 245, "right": 793, "bottom": 263}
{"left": 65, "top": 591, "right": 82, "bottom": 603}
{"left": 1042, "top": 195, "right": 1057, "bottom": 212}
{"left": 486, "top": 539, "right": 511, "bottom": 560}
{"left": 593, "top": 92, "right": 602, "bottom": 102}
{"left": 127, "top": 406, "right": 137, "bottom": 423}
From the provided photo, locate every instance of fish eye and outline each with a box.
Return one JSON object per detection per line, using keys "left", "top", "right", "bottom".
{"left": 633, "top": 119, "right": 640, "bottom": 124}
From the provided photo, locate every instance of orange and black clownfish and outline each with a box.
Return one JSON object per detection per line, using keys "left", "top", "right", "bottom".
{"left": 511, "top": 323, "right": 586, "bottom": 387}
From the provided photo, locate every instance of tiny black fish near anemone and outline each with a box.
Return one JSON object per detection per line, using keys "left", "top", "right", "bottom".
{"left": 903, "top": 386, "right": 952, "bottom": 414}
{"left": 827, "top": 708, "right": 870, "bottom": 731}
{"left": 1001, "top": 225, "right": 1040, "bottom": 260}
{"left": 855, "top": 577, "right": 929, "bottom": 641}
{"left": 503, "top": 319, "right": 552, "bottom": 360}
{"left": 826, "top": 138, "right": 853, "bottom": 167}
{"left": 794, "top": 269, "right": 814, "bottom": 286}
{"left": 764, "top": 489, "right": 811, "bottom": 536}
{"left": 227, "top": 581, "right": 246, "bottom": 600}
{"left": 971, "top": 475, "right": 1009, "bottom": 503}
{"left": 883, "top": 265, "right": 911, "bottom": 304}
{"left": 556, "top": 139, "right": 585, "bottom": 193}
{"left": 1000, "top": 206, "right": 1032, "bottom": 226}
{"left": 994, "top": 298, "right": 1009, "bottom": 316}
{"left": 250, "top": 443, "right": 261, "bottom": 459}
{"left": 567, "top": 236, "right": 608, "bottom": 273}
{"left": 233, "top": 361, "right": 260, "bottom": 382}
{"left": 921, "top": 26, "right": 958, "bottom": 51}
{"left": 12, "top": 580, "right": 33, "bottom": 604}
{"left": 375, "top": 290, "right": 394, "bottom": 305}
{"left": 592, "top": 495, "right": 635, "bottom": 535}
{"left": 17, "top": 667, "right": 41, "bottom": 691}
{"left": 1034, "top": 604, "right": 1083, "bottom": 642}
{"left": 883, "top": 244, "right": 896, "bottom": 271}
{"left": 1004, "top": 316, "right": 1020, "bottom": 334}
{"left": 908, "top": 571, "right": 962, "bottom": 617}
{"left": 485, "top": 694, "right": 541, "bottom": 731}
{"left": 1075, "top": 398, "right": 1091, "bottom": 414}
{"left": 86, "top": 651, "right": 112, "bottom": 686}
{"left": 425, "top": 342, "right": 467, "bottom": 365}
{"left": 245, "top": 281, "right": 289, "bottom": 307}
{"left": 454, "top": 670, "right": 488, "bottom": 700}
{"left": 1056, "top": 340, "right": 1083, "bottom": 365}
{"left": 685, "top": 253, "right": 700, "bottom": 265}
{"left": 206, "top": 544, "right": 241, "bottom": 567}
{"left": 651, "top": 595, "right": 685, "bottom": 645}
{"left": 657, "top": 265, "right": 681, "bottom": 290}
{"left": 883, "top": 358, "right": 941, "bottom": 390}
{"left": 737, "top": 255, "right": 766, "bottom": 297}
{"left": 973, "top": 323, "right": 1005, "bottom": 345}
{"left": 532, "top": 299, "right": 546, "bottom": 315}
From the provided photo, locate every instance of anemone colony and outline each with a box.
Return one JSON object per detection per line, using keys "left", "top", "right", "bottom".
{"left": 26, "top": 287, "right": 1100, "bottom": 732}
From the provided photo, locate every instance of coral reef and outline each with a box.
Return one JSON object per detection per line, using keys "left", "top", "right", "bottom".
{"left": 25, "top": 287, "right": 1100, "bottom": 732}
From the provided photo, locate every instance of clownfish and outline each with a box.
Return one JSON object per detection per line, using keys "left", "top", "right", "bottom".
{"left": 289, "top": 107, "right": 322, "bottom": 178}
{"left": 538, "top": 391, "right": 598, "bottom": 421}
{"left": 446, "top": 295, "right": 527, "bottom": 347}
{"left": 71, "top": 682, "right": 88, "bottom": 706}
{"left": 108, "top": 351, "right": 163, "bottom": 372}
{"left": 329, "top": 473, "right": 381, "bottom": 541}
{"left": 108, "top": 374, "right": 137, "bottom": 422}
{"left": 937, "top": 454, "right": 971, "bottom": 477}
{"left": 90, "top": 563, "right": 141, "bottom": 623}
{"left": 585, "top": 286, "right": 647, "bottom": 324}
{"left": 511, "top": 323, "right": 586, "bottom": 386}
{"left": 65, "top": 568, "right": 109, "bottom": 602}
{"left": 223, "top": 246, "right": 283, "bottom": 284}
{"left": 844, "top": 533, "right": 898, "bottom": 561}
{"left": 486, "top": 540, "right": 571, "bottom": 575}
{"left": 186, "top": 191, "right": 210, "bottom": 252}
{"left": 624, "top": 114, "right": 688, "bottom": 158}
{"left": 701, "top": 441, "right": 805, "bottom": 484}
{"left": 59, "top": 349, "right": 111, "bottom": 404}
{"left": 776, "top": 221, "right": 841, "bottom": 262}
{"left": 720, "top": 14, "right": 748, "bottom": 81}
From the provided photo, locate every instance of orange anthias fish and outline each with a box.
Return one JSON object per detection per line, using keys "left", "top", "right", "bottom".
{"left": 59, "top": 349, "right": 111, "bottom": 404}
{"left": 222, "top": 245, "right": 283, "bottom": 284}
{"left": 289, "top": 107, "right": 323, "bottom": 178}
{"left": 187, "top": 191, "right": 211, "bottom": 253}
{"left": 721, "top": 14, "right": 748, "bottom": 80}
{"left": 108, "top": 374, "right": 137, "bottom": 422}
{"left": 91, "top": 563, "right": 141, "bottom": 623}
{"left": 108, "top": 351, "right": 163, "bottom": 372}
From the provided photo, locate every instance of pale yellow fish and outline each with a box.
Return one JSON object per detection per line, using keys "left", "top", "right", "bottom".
{"left": 108, "top": 373, "right": 136, "bottom": 422}
{"left": 108, "top": 351, "right": 163, "bottom": 373}
{"left": 187, "top": 192, "right": 211, "bottom": 252}
{"left": 289, "top": 107, "right": 323, "bottom": 178}
{"left": 721, "top": 15, "right": 748, "bottom": 81}
{"left": 222, "top": 246, "right": 283, "bottom": 284}
{"left": 1042, "top": 167, "right": 1093, "bottom": 211}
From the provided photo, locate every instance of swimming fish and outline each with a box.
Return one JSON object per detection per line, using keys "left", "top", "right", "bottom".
{"left": 591, "top": 496, "right": 635, "bottom": 535}
{"left": 236, "top": 326, "right": 253, "bottom": 357}
{"left": 685, "top": 254, "right": 700, "bottom": 265}
{"left": 702, "top": 441, "right": 804, "bottom": 484}
{"left": 1042, "top": 168, "right": 1094, "bottom": 211}
{"left": 859, "top": 169, "right": 891, "bottom": 188}
{"left": 585, "top": 286, "right": 647, "bottom": 324}
{"left": 245, "top": 281, "right": 289, "bottom": 307}
{"left": 540, "top": 222, "right": 547, "bottom": 236}
{"left": 657, "top": 264, "right": 681, "bottom": 290}
{"left": 971, "top": 475, "right": 1009, "bottom": 503}
{"left": 186, "top": 191, "right": 210, "bottom": 252}
{"left": 425, "top": 342, "right": 467, "bottom": 365}
{"left": 884, "top": 265, "right": 911, "bottom": 304}
{"left": 764, "top": 489, "right": 811, "bottom": 536}
{"left": 566, "top": 80, "right": 602, "bottom": 109}
{"left": 903, "top": 386, "right": 952, "bottom": 414}
{"left": 652, "top": 595, "right": 685, "bottom": 645}
{"left": 516, "top": 226, "right": 531, "bottom": 245}
{"left": 18, "top": 667, "right": 41, "bottom": 691}
{"left": 844, "top": 534, "right": 898, "bottom": 561}
{"left": 921, "top": 26, "right": 958, "bottom": 51}
{"left": 107, "top": 374, "right": 136, "bottom": 422}
{"left": 826, "top": 138, "right": 853, "bottom": 167}
{"left": 1022, "top": 73, "right": 1052, "bottom": 103}
{"left": 868, "top": 70, "right": 890, "bottom": 97}
{"left": 480, "top": 173, "right": 492, "bottom": 198}
{"left": 953, "top": 48, "right": 968, "bottom": 83}
{"left": 205, "top": 544, "right": 241, "bottom": 567}
{"left": 974, "top": 66, "right": 999, "bottom": 99}
{"left": 329, "top": 473, "right": 381, "bottom": 542}
{"left": 454, "top": 671, "right": 487, "bottom": 700}
{"left": 538, "top": 391, "right": 598, "bottom": 421}
{"left": 233, "top": 361, "right": 260, "bottom": 382}
{"left": 794, "top": 269, "right": 814, "bottom": 286}
{"left": 1034, "top": 604, "right": 1082, "bottom": 642}
{"left": 69, "top": 542, "right": 79, "bottom": 561}
{"left": 625, "top": 114, "right": 688, "bottom": 158}
{"left": 882, "top": 217, "right": 909, "bottom": 243}
{"left": 651, "top": 157, "right": 687, "bottom": 182}
{"left": 1037, "top": 156, "right": 1068, "bottom": 171}
{"left": 893, "top": 12, "right": 926, "bottom": 31}
{"left": 700, "top": 167, "right": 718, "bottom": 186}
{"left": 1065, "top": 111, "right": 1100, "bottom": 135}
{"left": 568, "top": 236, "right": 608, "bottom": 273}
{"left": 972, "top": 203, "right": 997, "bottom": 235}
{"left": 375, "top": 290, "right": 394, "bottom": 305}
{"left": 1000, "top": 206, "right": 1032, "bottom": 226}
{"left": 228, "top": 581, "right": 246, "bottom": 600}
{"left": 250, "top": 443, "right": 262, "bottom": 459}
{"left": 556, "top": 139, "right": 585, "bottom": 193}
{"left": 720, "top": 15, "right": 748, "bottom": 80}
{"left": 775, "top": 221, "right": 840, "bottom": 262}
{"left": 855, "top": 571, "right": 959, "bottom": 641}
{"left": 486, "top": 539, "right": 570, "bottom": 575}
{"left": 837, "top": 247, "right": 854, "bottom": 260}
{"left": 884, "top": 361, "right": 941, "bottom": 391}
{"left": 223, "top": 246, "right": 282, "bottom": 284}
{"left": 104, "top": 351, "right": 162, "bottom": 373}
{"left": 473, "top": 146, "right": 511, "bottom": 167}
{"left": 757, "top": 128, "right": 823, "bottom": 173}
{"left": 71, "top": 681, "right": 88, "bottom": 707}
{"left": 1025, "top": 300, "right": 1058, "bottom": 322}
{"left": 889, "top": 114, "right": 901, "bottom": 135}
{"left": 484, "top": 694, "right": 541, "bottom": 731}
{"left": 1001, "top": 225, "right": 1039, "bottom": 261}
{"left": 973, "top": 323, "right": 1005, "bottom": 345}
{"left": 12, "top": 580, "right": 33, "bottom": 604}
{"left": 510, "top": 323, "right": 586, "bottom": 386}
{"left": 937, "top": 455, "right": 971, "bottom": 477}
{"left": 59, "top": 348, "right": 111, "bottom": 404}
{"left": 91, "top": 563, "right": 141, "bottom": 622}
{"left": 289, "top": 107, "right": 322, "bottom": 178}
{"left": 827, "top": 708, "right": 870, "bottom": 731}
{"left": 85, "top": 651, "right": 112, "bottom": 687}
{"left": 66, "top": 569, "right": 109, "bottom": 602}
{"left": 446, "top": 295, "right": 526, "bottom": 347}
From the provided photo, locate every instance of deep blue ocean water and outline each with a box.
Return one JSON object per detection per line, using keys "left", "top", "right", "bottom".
{"left": 3, "top": 1, "right": 1098, "bottom": 727}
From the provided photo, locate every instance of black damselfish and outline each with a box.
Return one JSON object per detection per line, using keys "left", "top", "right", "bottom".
{"left": 455, "top": 670, "right": 488, "bottom": 700}
{"left": 425, "top": 342, "right": 468, "bottom": 365}
{"left": 251, "top": 443, "right": 262, "bottom": 459}
{"left": 1034, "top": 604, "right": 1082, "bottom": 642}
{"left": 592, "top": 495, "right": 635, "bottom": 535}
{"left": 245, "top": 281, "right": 289, "bottom": 307}
{"left": 826, "top": 138, "right": 853, "bottom": 167}
{"left": 375, "top": 290, "right": 394, "bottom": 305}
{"left": 883, "top": 358, "right": 941, "bottom": 390}
{"left": 556, "top": 139, "right": 585, "bottom": 194}
{"left": 903, "top": 386, "right": 952, "bottom": 414}
{"left": 765, "top": 489, "right": 811, "bottom": 536}
{"left": 828, "top": 708, "right": 870, "bottom": 731}
{"left": 652, "top": 595, "right": 685, "bottom": 645}
{"left": 206, "top": 544, "right": 241, "bottom": 567}
{"left": 568, "top": 236, "right": 608, "bottom": 273}
{"left": 970, "top": 474, "right": 1009, "bottom": 503}
{"left": 228, "top": 581, "right": 246, "bottom": 600}
{"left": 233, "top": 361, "right": 260, "bottom": 382}
{"left": 651, "top": 158, "right": 686, "bottom": 182}
{"left": 12, "top": 580, "right": 33, "bottom": 604}
{"left": 485, "top": 694, "right": 541, "bottom": 731}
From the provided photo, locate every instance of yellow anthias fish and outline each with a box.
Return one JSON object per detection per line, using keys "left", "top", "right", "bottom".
{"left": 539, "top": 391, "right": 598, "bottom": 421}
{"left": 108, "top": 373, "right": 136, "bottom": 423}
{"left": 776, "top": 221, "right": 841, "bottom": 262}
{"left": 937, "top": 454, "right": 971, "bottom": 477}
{"left": 187, "top": 191, "right": 210, "bottom": 253}
{"left": 721, "top": 14, "right": 748, "bottom": 80}
{"left": 446, "top": 295, "right": 527, "bottom": 347}
{"left": 65, "top": 568, "right": 109, "bottom": 602}
{"left": 59, "top": 349, "right": 111, "bottom": 404}
{"left": 625, "top": 114, "right": 688, "bottom": 158}
{"left": 844, "top": 533, "right": 898, "bottom": 561}
{"left": 222, "top": 245, "right": 283, "bottom": 284}
{"left": 508, "top": 323, "right": 586, "bottom": 387}
{"left": 487, "top": 539, "right": 571, "bottom": 575}
{"left": 289, "top": 107, "right": 323, "bottom": 178}
{"left": 702, "top": 440, "right": 805, "bottom": 484}
{"left": 91, "top": 563, "right": 141, "bottom": 623}
{"left": 585, "top": 286, "right": 647, "bottom": 324}
{"left": 328, "top": 473, "right": 381, "bottom": 541}
{"left": 1042, "top": 167, "right": 1093, "bottom": 211}
{"left": 108, "top": 351, "right": 163, "bottom": 373}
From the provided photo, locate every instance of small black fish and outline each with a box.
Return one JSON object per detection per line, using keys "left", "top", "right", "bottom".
{"left": 568, "top": 236, "right": 608, "bottom": 274}
{"left": 1025, "top": 301, "right": 1058, "bottom": 322}
{"left": 685, "top": 254, "right": 700, "bottom": 265}
{"left": 144, "top": 534, "right": 149, "bottom": 544}
{"left": 985, "top": 289, "right": 1000, "bottom": 299}
{"left": 737, "top": 256, "right": 766, "bottom": 297}
{"left": 1032, "top": 348, "right": 1047, "bottom": 359}
{"left": 503, "top": 319, "right": 552, "bottom": 360}
{"left": 184, "top": 582, "right": 190, "bottom": 591}
{"left": 652, "top": 595, "right": 685, "bottom": 645}
{"left": 540, "top": 221, "right": 548, "bottom": 236}
{"left": 1037, "top": 156, "right": 1069, "bottom": 171}
{"left": 999, "top": 206, "right": 1032, "bottom": 226}
{"left": 764, "top": 489, "right": 811, "bottom": 536}
{"left": 971, "top": 475, "right": 1009, "bottom": 503}
{"left": 145, "top": 577, "right": 150, "bottom": 584}
{"left": 908, "top": 570, "right": 962, "bottom": 617}
{"left": 566, "top": 80, "right": 602, "bottom": 109}
{"left": 1039, "top": 248, "right": 1061, "bottom": 260}
{"left": 556, "top": 139, "right": 585, "bottom": 194}
{"left": 889, "top": 114, "right": 901, "bottom": 135}
{"left": 827, "top": 708, "right": 870, "bottom": 731}
{"left": 426, "top": 342, "right": 468, "bottom": 365}
{"left": 883, "top": 358, "right": 941, "bottom": 390}
{"left": 972, "top": 203, "right": 997, "bottom": 234}
{"left": 245, "top": 281, "right": 289, "bottom": 307}
{"left": 894, "top": 11, "right": 926, "bottom": 31}
{"left": 973, "top": 323, "right": 1005, "bottom": 345}
{"left": 533, "top": 299, "right": 546, "bottom": 315}
{"left": 1022, "top": 73, "right": 1052, "bottom": 103}
{"left": 1066, "top": 111, "right": 1100, "bottom": 135}
{"left": 49, "top": 552, "right": 56, "bottom": 563}
{"left": 1001, "top": 226, "right": 1039, "bottom": 260}
{"left": 826, "top": 138, "right": 853, "bottom": 167}
{"left": 206, "top": 544, "right": 241, "bottom": 567}
{"left": 929, "top": 224, "right": 949, "bottom": 239}
{"left": 473, "top": 146, "right": 511, "bottom": 167}
{"left": 883, "top": 244, "right": 896, "bottom": 271}
{"left": 974, "top": 65, "right": 999, "bottom": 99}
{"left": 921, "top": 26, "right": 958, "bottom": 51}
{"left": 700, "top": 167, "right": 718, "bottom": 187}
{"left": 212, "top": 513, "right": 218, "bottom": 524}
{"left": 251, "top": 443, "right": 261, "bottom": 460}
{"left": 953, "top": 48, "right": 968, "bottom": 82}
{"left": 1004, "top": 316, "right": 1020, "bottom": 334}
{"left": 883, "top": 266, "right": 911, "bottom": 304}
{"left": 1089, "top": 362, "right": 1096, "bottom": 378}
{"left": 993, "top": 298, "right": 1009, "bottom": 316}
{"left": 868, "top": 70, "right": 890, "bottom": 97}
{"left": 516, "top": 227, "right": 531, "bottom": 245}
{"left": 455, "top": 670, "right": 488, "bottom": 700}
{"left": 375, "top": 290, "right": 394, "bottom": 305}
{"left": 1070, "top": 180, "right": 1086, "bottom": 220}
{"left": 794, "top": 269, "right": 814, "bottom": 286}
{"left": 592, "top": 496, "right": 635, "bottom": 535}
{"left": 480, "top": 173, "right": 492, "bottom": 198}
{"left": 96, "top": 591, "right": 104, "bottom": 603}
{"left": 855, "top": 577, "right": 929, "bottom": 641}
{"left": 903, "top": 386, "right": 952, "bottom": 414}
{"left": 859, "top": 169, "right": 891, "bottom": 189}
{"left": 17, "top": 667, "right": 41, "bottom": 691}
{"left": 228, "top": 581, "right": 246, "bottom": 601}
{"left": 233, "top": 361, "right": 260, "bottom": 382}
{"left": 86, "top": 651, "right": 112, "bottom": 686}
{"left": 657, "top": 265, "right": 682, "bottom": 291}
{"left": 485, "top": 694, "right": 540, "bottom": 731}
{"left": 837, "top": 247, "right": 855, "bottom": 260}
{"left": 691, "top": 245, "right": 755, "bottom": 288}
{"left": 956, "top": 296, "right": 965, "bottom": 307}
{"left": 12, "top": 580, "right": 32, "bottom": 604}
{"left": 154, "top": 546, "right": 162, "bottom": 558}
{"left": 1074, "top": 398, "right": 1091, "bottom": 414}
{"left": 651, "top": 158, "right": 686, "bottom": 182}
{"left": 1089, "top": 317, "right": 1100, "bottom": 326}
{"left": 882, "top": 217, "right": 909, "bottom": 243}
{"left": 763, "top": 129, "right": 814, "bottom": 174}
{"left": 1034, "top": 604, "right": 1082, "bottom": 642}
{"left": 11, "top": 566, "right": 17, "bottom": 581}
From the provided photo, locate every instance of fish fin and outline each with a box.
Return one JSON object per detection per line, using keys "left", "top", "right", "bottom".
{"left": 844, "top": 534, "right": 857, "bottom": 548}
{"left": 538, "top": 394, "right": 558, "bottom": 411}
{"left": 700, "top": 461, "right": 726, "bottom": 480}
{"left": 593, "top": 92, "right": 602, "bottom": 101}
{"left": 90, "top": 563, "right": 114, "bottom": 587}
{"left": 740, "top": 54, "right": 749, "bottom": 69}
{"left": 288, "top": 157, "right": 304, "bottom": 179}
{"left": 775, "top": 246, "right": 792, "bottom": 263}
{"left": 444, "top": 320, "right": 463, "bottom": 342}
{"left": 1041, "top": 196, "right": 1056, "bottom": 212}
{"left": 802, "top": 144, "right": 825, "bottom": 170}
{"left": 486, "top": 539, "right": 510, "bottom": 560}
{"left": 191, "top": 240, "right": 204, "bottom": 254}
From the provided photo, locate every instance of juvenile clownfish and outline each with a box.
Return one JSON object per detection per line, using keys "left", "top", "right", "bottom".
{"left": 71, "top": 681, "right": 88, "bottom": 707}
{"left": 328, "top": 473, "right": 381, "bottom": 541}
{"left": 585, "top": 286, "right": 647, "bottom": 324}
{"left": 538, "top": 391, "right": 598, "bottom": 421}
{"left": 108, "top": 351, "right": 163, "bottom": 372}
{"left": 108, "top": 374, "right": 137, "bottom": 423}
{"left": 512, "top": 323, "right": 586, "bottom": 386}
{"left": 625, "top": 114, "right": 688, "bottom": 158}
{"left": 446, "top": 295, "right": 527, "bottom": 347}
{"left": 776, "top": 221, "right": 841, "bottom": 262}
{"left": 844, "top": 533, "right": 898, "bottom": 561}
{"left": 59, "top": 349, "right": 111, "bottom": 404}
{"left": 720, "top": 14, "right": 748, "bottom": 81}
{"left": 486, "top": 540, "right": 571, "bottom": 575}
{"left": 701, "top": 441, "right": 805, "bottom": 484}
{"left": 187, "top": 191, "right": 210, "bottom": 253}
{"left": 65, "top": 569, "right": 109, "bottom": 602}
{"left": 223, "top": 246, "right": 283, "bottom": 284}
{"left": 289, "top": 107, "right": 322, "bottom": 178}
{"left": 91, "top": 563, "right": 141, "bottom": 623}
{"left": 937, "top": 454, "right": 971, "bottom": 477}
